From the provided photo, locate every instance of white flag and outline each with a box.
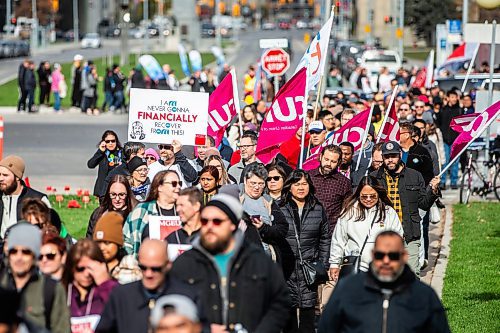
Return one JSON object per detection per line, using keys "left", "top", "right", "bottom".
{"left": 295, "top": 16, "right": 333, "bottom": 88}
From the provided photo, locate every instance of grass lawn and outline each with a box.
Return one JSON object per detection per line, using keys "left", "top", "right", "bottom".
{"left": 48, "top": 195, "right": 99, "bottom": 239}
{"left": 0, "top": 52, "right": 215, "bottom": 107}
{"left": 404, "top": 47, "right": 432, "bottom": 61}
{"left": 441, "top": 203, "right": 500, "bottom": 333}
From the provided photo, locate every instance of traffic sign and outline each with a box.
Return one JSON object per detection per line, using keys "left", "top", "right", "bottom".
{"left": 261, "top": 48, "right": 290, "bottom": 77}
{"left": 259, "top": 38, "right": 289, "bottom": 49}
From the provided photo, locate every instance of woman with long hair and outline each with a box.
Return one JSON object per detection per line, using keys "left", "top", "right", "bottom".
{"left": 86, "top": 175, "right": 138, "bottom": 239}
{"left": 227, "top": 104, "right": 260, "bottom": 149}
{"left": 63, "top": 239, "right": 118, "bottom": 328}
{"left": 329, "top": 176, "right": 403, "bottom": 281}
{"left": 279, "top": 169, "right": 330, "bottom": 333}
{"left": 198, "top": 165, "right": 220, "bottom": 205}
{"left": 88, "top": 130, "right": 123, "bottom": 197}
{"left": 123, "top": 170, "right": 181, "bottom": 254}
{"left": 204, "top": 154, "right": 236, "bottom": 185}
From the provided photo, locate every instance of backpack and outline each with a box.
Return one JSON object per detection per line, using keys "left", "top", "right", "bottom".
{"left": 43, "top": 275, "right": 56, "bottom": 330}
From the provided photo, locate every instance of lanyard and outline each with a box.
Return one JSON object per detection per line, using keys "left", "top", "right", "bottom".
{"left": 156, "top": 202, "right": 177, "bottom": 217}
{"left": 68, "top": 284, "right": 95, "bottom": 316}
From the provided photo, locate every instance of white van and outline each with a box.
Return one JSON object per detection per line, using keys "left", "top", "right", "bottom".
{"left": 360, "top": 49, "right": 402, "bottom": 92}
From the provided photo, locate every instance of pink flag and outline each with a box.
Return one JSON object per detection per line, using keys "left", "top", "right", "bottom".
{"left": 450, "top": 113, "right": 479, "bottom": 133}
{"left": 303, "top": 108, "right": 371, "bottom": 170}
{"left": 378, "top": 102, "right": 400, "bottom": 143}
{"left": 450, "top": 101, "right": 500, "bottom": 161}
{"left": 256, "top": 68, "right": 307, "bottom": 164}
{"left": 207, "top": 69, "right": 239, "bottom": 146}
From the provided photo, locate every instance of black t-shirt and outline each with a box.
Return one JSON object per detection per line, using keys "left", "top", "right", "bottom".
{"left": 165, "top": 228, "right": 200, "bottom": 245}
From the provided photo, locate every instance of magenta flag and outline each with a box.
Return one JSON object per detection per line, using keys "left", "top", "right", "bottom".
{"left": 450, "top": 100, "right": 500, "bottom": 161}
{"left": 256, "top": 68, "right": 307, "bottom": 164}
{"left": 450, "top": 113, "right": 479, "bottom": 133}
{"left": 303, "top": 108, "right": 372, "bottom": 170}
{"left": 378, "top": 102, "right": 400, "bottom": 143}
{"left": 207, "top": 69, "right": 239, "bottom": 146}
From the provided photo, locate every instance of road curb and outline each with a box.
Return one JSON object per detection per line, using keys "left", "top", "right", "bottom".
{"left": 430, "top": 203, "right": 454, "bottom": 298}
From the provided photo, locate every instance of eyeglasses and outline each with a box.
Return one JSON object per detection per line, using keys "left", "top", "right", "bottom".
{"left": 360, "top": 194, "right": 378, "bottom": 200}
{"left": 146, "top": 156, "right": 157, "bottom": 161}
{"left": 248, "top": 181, "right": 265, "bottom": 188}
{"left": 266, "top": 176, "right": 282, "bottom": 182}
{"left": 75, "top": 266, "right": 88, "bottom": 273}
{"left": 238, "top": 144, "right": 255, "bottom": 150}
{"left": 8, "top": 248, "right": 32, "bottom": 256}
{"left": 163, "top": 180, "right": 183, "bottom": 188}
{"left": 399, "top": 108, "right": 409, "bottom": 111}
{"left": 110, "top": 192, "right": 127, "bottom": 199}
{"left": 39, "top": 252, "right": 57, "bottom": 261}
{"left": 158, "top": 144, "right": 173, "bottom": 151}
{"left": 415, "top": 105, "right": 425, "bottom": 108}
{"left": 135, "top": 167, "right": 149, "bottom": 174}
{"left": 373, "top": 251, "right": 403, "bottom": 261}
{"left": 105, "top": 139, "right": 116, "bottom": 144}
{"left": 200, "top": 217, "right": 228, "bottom": 226}
{"left": 138, "top": 264, "right": 164, "bottom": 273}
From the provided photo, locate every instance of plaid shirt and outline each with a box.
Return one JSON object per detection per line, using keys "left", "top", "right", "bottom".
{"left": 123, "top": 200, "right": 160, "bottom": 255}
{"left": 385, "top": 170, "right": 403, "bottom": 222}
{"left": 308, "top": 168, "right": 352, "bottom": 236}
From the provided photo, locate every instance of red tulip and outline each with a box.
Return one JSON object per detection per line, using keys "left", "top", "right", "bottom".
{"left": 46, "top": 186, "right": 52, "bottom": 191}
{"left": 82, "top": 195, "right": 90, "bottom": 204}
{"left": 64, "top": 185, "right": 71, "bottom": 191}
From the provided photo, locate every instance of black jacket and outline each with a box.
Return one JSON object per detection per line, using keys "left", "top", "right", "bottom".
{"left": 87, "top": 149, "right": 123, "bottom": 196}
{"left": 18, "top": 63, "right": 26, "bottom": 89}
{"left": 371, "top": 167, "right": 438, "bottom": 241}
{"left": 24, "top": 69, "right": 36, "bottom": 90}
{"left": 435, "top": 103, "right": 462, "bottom": 145}
{"left": 96, "top": 276, "right": 204, "bottom": 333}
{"left": 278, "top": 197, "right": 330, "bottom": 308}
{"left": 404, "top": 141, "right": 435, "bottom": 185}
{"left": 170, "top": 231, "right": 291, "bottom": 333}
{"left": 420, "top": 136, "right": 440, "bottom": 176}
{"left": 37, "top": 66, "right": 51, "bottom": 85}
{"left": 318, "top": 265, "right": 451, "bottom": 333}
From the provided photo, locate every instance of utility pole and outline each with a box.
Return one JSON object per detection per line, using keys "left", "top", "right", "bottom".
{"left": 73, "top": 0, "right": 79, "bottom": 44}
{"left": 215, "top": 0, "right": 222, "bottom": 48}
{"left": 462, "top": 0, "right": 468, "bottom": 32}
{"left": 144, "top": 0, "right": 149, "bottom": 51}
{"left": 398, "top": 0, "right": 405, "bottom": 61}
{"left": 120, "top": 1, "right": 129, "bottom": 66}
{"left": 31, "top": 0, "right": 37, "bottom": 52}
{"left": 6, "top": 0, "right": 11, "bottom": 36}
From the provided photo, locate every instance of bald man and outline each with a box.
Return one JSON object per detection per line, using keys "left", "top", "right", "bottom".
{"left": 97, "top": 240, "right": 203, "bottom": 333}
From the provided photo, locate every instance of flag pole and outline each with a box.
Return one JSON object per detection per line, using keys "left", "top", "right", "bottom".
{"left": 230, "top": 68, "right": 243, "bottom": 137}
{"left": 375, "top": 85, "right": 399, "bottom": 144}
{"left": 438, "top": 111, "right": 499, "bottom": 178}
{"left": 355, "top": 103, "right": 375, "bottom": 172}
{"left": 299, "top": 70, "right": 310, "bottom": 169}
{"left": 460, "top": 44, "right": 479, "bottom": 93}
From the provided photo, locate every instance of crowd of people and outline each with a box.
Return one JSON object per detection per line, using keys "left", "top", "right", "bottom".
{"left": 8, "top": 56, "right": 494, "bottom": 332}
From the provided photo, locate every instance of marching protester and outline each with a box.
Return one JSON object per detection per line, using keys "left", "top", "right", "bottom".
{"left": 204, "top": 155, "right": 235, "bottom": 186}
{"left": 413, "top": 119, "right": 441, "bottom": 176}
{"left": 339, "top": 142, "right": 355, "bottom": 179}
{"left": 278, "top": 169, "right": 330, "bottom": 332}
{"left": 165, "top": 187, "right": 203, "bottom": 245}
{"left": 20, "top": 198, "right": 52, "bottom": 229}
{"left": 266, "top": 164, "right": 286, "bottom": 201}
{"left": 0, "top": 223, "right": 70, "bottom": 333}
{"left": 148, "top": 141, "right": 198, "bottom": 187}
{"left": 97, "top": 239, "right": 202, "bottom": 333}
{"left": 399, "top": 122, "right": 435, "bottom": 185}
{"left": 228, "top": 132, "right": 259, "bottom": 182}
{"left": 192, "top": 136, "right": 217, "bottom": 171}
{"left": 145, "top": 148, "right": 160, "bottom": 166}
{"left": 87, "top": 130, "right": 123, "bottom": 198}
{"left": 150, "top": 294, "right": 203, "bottom": 333}
{"left": 170, "top": 194, "right": 291, "bottom": 333}
{"left": 86, "top": 174, "right": 138, "bottom": 238}
{"left": 351, "top": 142, "right": 384, "bottom": 188}
{"left": 198, "top": 166, "right": 220, "bottom": 205}
{"left": 329, "top": 176, "right": 403, "bottom": 281}
{"left": 38, "top": 230, "right": 67, "bottom": 280}
{"left": 124, "top": 170, "right": 181, "bottom": 254}
{"left": 319, "top": 231, "right": 451, "bottom": 333}
{"left": 127, "top": 157, "right": 151, "bottom": 202}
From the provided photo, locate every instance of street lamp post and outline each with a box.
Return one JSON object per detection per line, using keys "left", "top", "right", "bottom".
{"left": 462, "top": 0, "right": 468, "bottom": 32}
{"left": 144, "top": 0, "right": 149, "bottom": 51}
{"left": 398, "top": 0, "right": 405, "bottom": 61}
{"left": 31, "top": 0, "right": 37, "bottom": 53}
{"left": 73, "top": 0, "right": 79, "bottom": 44}
{"left": 6, "top": 0, "right": 11, "bottom": 36}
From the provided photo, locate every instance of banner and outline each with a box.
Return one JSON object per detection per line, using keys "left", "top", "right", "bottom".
{"left": 148, "top": 216, "right": 182, "bottom": 240}
{"left": 207, "top": 69, "right": 239, "bottom": 146}
{"left": 138, "top": 55, "right": 165, "bottom": 81}
{"left": 411, "top": 50, "right": 434, "bottom": 89}
{"left": 128, "top": 88, "right": 208, "bottom": 145}
{"left": 303, "top": 109, "right": 372, "bottom": 170}
{"left": 167, "top": 244, "right": 193, "bottom": 261}
{"left": 178, "top": 44, "right": 191, "bottom": 77}
{"left": 256, "top": 67, "right": 307, "bottom": 164}
{"left": 295, "top": 15, "right": 333, "bottom": 88}
{"left": 450, "top": 113, "right": 479, "bottom": 133}
{"left": 378, "top": 102, "right": 400, "bottom": 143}
{"left": 450, "top": 101, "right": 500, "bottom": 161}
{"left": 188, "top": 50, "right": 203, "bottom": 72}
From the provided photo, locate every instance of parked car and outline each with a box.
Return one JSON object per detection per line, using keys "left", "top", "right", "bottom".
{"left": 262, "top": 22, "right": 277, "bottom": 30}
{"left": 359, "top": 49, "right": 402, "bottom": 91}
{"left": 296, "top": 19, "right": 310, "bottom": 29}
{"left": 81, "top": 33, "right": 102, "bottom": 48}
{"left": 201, "top": 22, "right": 215, "bottom": 38}
{"left": 278, "top": 20, "right": 291, "bottom": 30}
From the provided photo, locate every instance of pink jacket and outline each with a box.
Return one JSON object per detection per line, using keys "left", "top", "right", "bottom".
{"left": 51, "top": 70, "right": 63, "bottom": 92}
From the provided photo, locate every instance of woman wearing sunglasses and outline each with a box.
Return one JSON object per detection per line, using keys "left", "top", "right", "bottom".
{"left": 124, "top": 170, "right": 182, "bottom": 255}
{"left": 39, "top": 230, "right": 67, "bottom": 280}
{"left": 144, "top": 148, "right": 160, "bottom": 166}
{"left": 266, "top": 164, "right": 286, "bottom": 202}
{"left": 63, "top": 239, "right": 118, "bottom": 331}
{"left": 86, "top": 175, "right": 137, "bottom": 239}
{"left": 88, "top": 130, "right": 123, "bottom": 198}
{"left": 198, "top": 165, "right": 220, "bottom": 205}
{"left": 329, "top": 176, "right": 403, "bottom": 282}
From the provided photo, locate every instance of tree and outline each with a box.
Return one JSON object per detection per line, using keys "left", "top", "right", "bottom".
{"left": 14, "top": 0, "right": 54, "bottom": 26}
{"left": 405, "top": 0, "right": 458, "bottom": 46}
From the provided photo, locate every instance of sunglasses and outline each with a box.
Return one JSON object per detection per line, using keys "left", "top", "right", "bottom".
{"left": 146, "top": 156, "right": 157, "bottom": 161}
{"left": 266, "top": 176, "right": 282, "bottom": 182}
{"left": 110, "top": 192, "right": 127, "bottom": 199}
{"left": 200, "top": 217, "right": 228, "bottom": 226}
{"left": 8, "top": 248, "right": 32, "bottom": 256}
{"left": 39, "top": 252, "right": 57, "bottom": 261}
{"left": 75, "top": 266, "right": 88, "bottom": 273}
{"left": 163, "top": 180, "right": 182, "bottom": 188}
{"left": 138, "top": 264, "right": 164, "bottom": 273}
{"left": 158, "top": 144, "right": 173, "bottom": 150}
{"left": 360, "top": 194, "right": 378, "bottom": 200}
{"left": 373, "top": 251, "right": 402, "bottom": 261}
{"left": 105, "top": 139, "right": 116, "bottom": 144}
{"left": 399, "top": 108, "right": 409, "bottom": 111}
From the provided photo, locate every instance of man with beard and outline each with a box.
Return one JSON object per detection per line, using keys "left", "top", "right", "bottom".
{"left": 0, "top": 156, "right": 50, "bottom": 239}
{"left": 170, "top": 194, "right": 290, "bottom": 333}
{"left": 228, "top": 133, "right": 260, "bottom": 183}
{"left": 371, "top": 142, "right": 440, "bottom": 276}
{"left": 339, "top": 142, "right": 355, "bottom": 179}
{"left": 318, "top": 231, "right": 450, "bottom": 333}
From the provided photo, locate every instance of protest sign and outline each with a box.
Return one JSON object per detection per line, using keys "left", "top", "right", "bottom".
{"left": 167, "top": 244, "right": 193, "bottom": 261}
{"left": 148, "top": 216, "right": 182, "bottom": 240}
{"left": 128, "top": 88, "right": 208, "bottom": 146}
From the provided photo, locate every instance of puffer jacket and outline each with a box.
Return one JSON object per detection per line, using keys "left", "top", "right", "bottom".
{"left": 279, "top": 196, "right": 330, "bottom": 308}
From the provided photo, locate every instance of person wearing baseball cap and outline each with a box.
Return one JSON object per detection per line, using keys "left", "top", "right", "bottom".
{"left": 0, "top": 155, "right": 51, "bottom": 239}
{"left": 370, "top": 140, "right": 440, "bottom": 277}
{"left": 150, "top": 294, "right": 202, "bottom": 333}
{"left": 170, "top": 194, "right": 290, "bottom": 333}
{"left": 308, "top": 121, "right": 327, "bottom": 148}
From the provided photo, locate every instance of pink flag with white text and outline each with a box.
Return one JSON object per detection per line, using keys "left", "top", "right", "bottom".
{"left": 303, "top": 108, "right": 371, "bottom": 170}
{"left": 207, "top": 69, "right": 239, "bottom": 146}
{"left": 378, "top": 102, "right": 400, "bottom": 143}
{"left": 450, "top": 101, "right": 500, "bottom": 160}
{"left": 256, "top": 68, "right": 307, "bottom": 164}
{"left": 450, "top": 113, "right": 479, "bottom": 133}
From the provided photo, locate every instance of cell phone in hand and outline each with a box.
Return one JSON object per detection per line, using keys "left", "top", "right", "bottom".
{"left": 251, "top": 215, "right": 261, "bottom": 219}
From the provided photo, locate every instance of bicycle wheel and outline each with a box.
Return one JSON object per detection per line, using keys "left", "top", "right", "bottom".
{"left": 460, "top": 169, "right": 472, "bottom": 204}
{"left": 494, "top": 167, "right": 500, "bottom": 201}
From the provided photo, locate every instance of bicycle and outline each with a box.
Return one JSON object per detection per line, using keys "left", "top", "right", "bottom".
{"left": 459, "top": 148, "right": 500, "bottom": 204}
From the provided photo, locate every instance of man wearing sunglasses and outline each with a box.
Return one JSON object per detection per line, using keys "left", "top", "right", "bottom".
{"left": 0, "top": 222, "right": 70, "bottom": 333}
{"left": 97, "top": 239, "right": 203, "bottom": 333}
{"left": 319, "top": 231, "right": 450, "bottom": 333}
{"left": 171, "top": 194, "right": 290, "bottom": 333}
